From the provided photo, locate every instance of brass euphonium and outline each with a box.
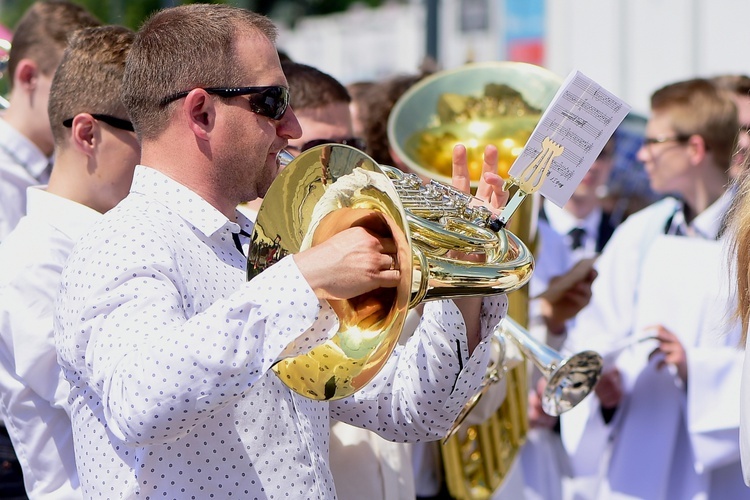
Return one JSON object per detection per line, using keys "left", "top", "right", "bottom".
{"left": 386, "top": 61, "right": 563, "bottom": 499}
{"left": 0, "top": 39, "right": 10, "bottom": 109}
{"left": 247, "top": 144, "right": 534, "bottom": 401}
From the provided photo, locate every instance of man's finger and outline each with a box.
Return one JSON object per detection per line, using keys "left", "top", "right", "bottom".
{"left": 451, "top": 144, "right": 470, "bottom": 193}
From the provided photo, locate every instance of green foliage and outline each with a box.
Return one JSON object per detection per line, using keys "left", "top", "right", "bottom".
{"left": 0, "top": 0, "right": 238, "bottom": 31}
{"left": 0, "top": 0, "right": 392, "bottom": 31}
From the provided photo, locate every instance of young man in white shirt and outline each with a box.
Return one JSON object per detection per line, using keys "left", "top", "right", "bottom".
{"left": 562, "top": 78, "right": 745, "bottom": 499}
{"left": 0, "top": 1, "right": 100, "bottom": 242}
{"left": 0, "top": 25, "right": 138, "bottom": 499}
{"left": 54, "top": 5, "right": 511, "bottom": 498}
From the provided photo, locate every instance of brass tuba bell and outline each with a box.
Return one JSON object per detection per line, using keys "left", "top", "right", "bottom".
{"left": 387, "top": 61, "right": 563, "bottom": 187}
{"left": 247, "top": 144, "right": 534, "bottom": 401}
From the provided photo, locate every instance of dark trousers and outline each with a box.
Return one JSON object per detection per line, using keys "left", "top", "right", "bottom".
{"left": 0, "top": 427, "right": 27, "bottom": 499}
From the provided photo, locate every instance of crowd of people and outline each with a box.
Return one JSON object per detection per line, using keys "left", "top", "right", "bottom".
{"left": 2, "top": 1, "right": 750, "bottom": 500}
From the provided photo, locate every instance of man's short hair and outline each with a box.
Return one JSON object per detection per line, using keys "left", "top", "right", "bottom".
{"left": 356, "top": 73, "right": 429, "bottom": 166}
{"left": 711, "top": 74, "right": 750, "bottom": 97}
{"left": 121, "top": 4, "right": 277, "bottom": 140}
{"left": 48, "top": 26, "right": 135, "bottom": 147}
{"left": 651, "top": 78, "right": 739, "bottom": 170}
{"left": 7, "top": 0, "right": 101, "bottom": 90}
{"left": 281, "top": 61, "right": 350, "bottom": 112}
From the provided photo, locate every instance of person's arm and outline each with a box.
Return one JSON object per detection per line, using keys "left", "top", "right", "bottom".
{"left": 329, "top": 144, "right": 512, "bottom": 440}
{"left": 2, "top": 260, "right": 67, "bottom": 408}
{"left": 450, "top": 144, "right": 508, "bottom": 353}
{"left": 55, "top": 238, "right": 341, "bottom": 447}
{"left": 330, "top": 295, "right": 506, "bottom": 441}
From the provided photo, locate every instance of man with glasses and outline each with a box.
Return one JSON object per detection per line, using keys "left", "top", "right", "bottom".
{"left": 54, "top": 5, "right": 510, "bottom": 498}
{"left": 240, "top": 60, "right": 367, "bottom": 218}
{"left": 0, "top": 25, "right": 137, "bottom": 499}
{"left": 559, "top": 78, "right": 745, "bottom": 499}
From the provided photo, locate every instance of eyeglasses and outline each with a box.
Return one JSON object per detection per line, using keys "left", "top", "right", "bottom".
{"left": 288, "top": 137, "right": 367, "bottom": 154}
{"left": 62, "top": 114, "right": 134, "bottom": 132}
{"left": 159, "top": 85, "right": 290, "bottom": 120}
{"left": 642, "top": 134, "right": 692, "bottom": 146}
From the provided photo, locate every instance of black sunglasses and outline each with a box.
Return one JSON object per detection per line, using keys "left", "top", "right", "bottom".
{"left": 289, "top": 137, "right": 367, "bottom": 154}
{"left": 62, "top": 114, "right": 134, "bottom": 132}
{"left": 159, "top": 85, "right": 289, "bottom": 120}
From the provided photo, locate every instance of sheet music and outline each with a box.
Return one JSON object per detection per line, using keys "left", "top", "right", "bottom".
{"left": 507, "top": 70, "right": 632, "bottom": 207}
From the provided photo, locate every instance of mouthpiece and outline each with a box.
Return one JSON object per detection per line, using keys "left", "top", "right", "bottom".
{"left": 277, "top": 149, "right": 295, "bottom": 169}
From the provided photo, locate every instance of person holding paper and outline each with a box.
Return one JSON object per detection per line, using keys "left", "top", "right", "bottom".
{"left": 561, "top": 78, "right": 745, "bottom": 499}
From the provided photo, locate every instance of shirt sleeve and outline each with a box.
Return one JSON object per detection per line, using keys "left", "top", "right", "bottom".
{"left": 686, "top": 344, "right": 744, "bottom": 470}
{"left": 329, "top": 295, "right": 507, "bottom": 442}
{"left": 0, "top": 260, "right": 69, "bottom": 410}
{"left": 56, "top": 252, "right": 337, "bottom": 446}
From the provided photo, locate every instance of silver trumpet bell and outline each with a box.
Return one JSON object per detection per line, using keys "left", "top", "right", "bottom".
{"left": 500, "top": 316, "right": 602, "bottom": 416}
{"left": 444, "top": 316, "right": 602, "bottom": 442}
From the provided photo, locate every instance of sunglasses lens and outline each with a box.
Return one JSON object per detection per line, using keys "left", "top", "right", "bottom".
{"left": 248, "top": 86, "right": 288, "bottom": 120}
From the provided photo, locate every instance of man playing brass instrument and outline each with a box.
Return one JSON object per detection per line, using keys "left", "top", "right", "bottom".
{"left": 53, "top": 4, "right": 512, "bottom": 498}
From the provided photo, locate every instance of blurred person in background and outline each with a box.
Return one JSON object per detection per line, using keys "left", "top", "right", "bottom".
{"left": 349, "top": 72, "right": 431, "bottom": 173}
{"left": 562, "top": 77, "right": 745, "bottom": 500}
{"left": 0, "top": 25, "right": 137, "bottom": 499}
{"left": 712, "top": 74, "right": 750, "bottom": 181}
{"left": 0, "top": 3, "right": 100, "bottom": 497}
{"left": 345, "top": 80, "right": 375, "bottom": 139}
{"left": 0, "top": 0, "right": 100, "bottom": 242}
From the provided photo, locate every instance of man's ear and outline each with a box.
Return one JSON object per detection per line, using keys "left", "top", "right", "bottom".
{"left": 183, "top": 89, "right": 215, "bottom": 140}
{"left": 68, "top": 113, "right": 97, "bottom": 157}
{"left": 13, "top": 59, "right": 39, "bottom": 91}
{"left": 686, "top": 133, "right": 708, "bottom": 164}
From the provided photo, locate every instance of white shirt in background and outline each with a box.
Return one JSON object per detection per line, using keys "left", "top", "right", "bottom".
{"left": 0, "top": 118, "right": 50, "bottom": 241}
{"left": 562, "top": 191, "right": 744, "bottom": 499}
{"left": 0, "top": 187, "right": 100, "bottom": 499}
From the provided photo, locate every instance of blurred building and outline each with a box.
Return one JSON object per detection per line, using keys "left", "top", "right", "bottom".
{"left": 279, "top": 0, "right": 750, "bottom": 117}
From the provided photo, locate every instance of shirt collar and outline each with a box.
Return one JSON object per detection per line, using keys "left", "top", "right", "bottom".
{"left": 129, "top": 165, "right": 251, "bottom": 238}
{"left": 688, "top": 189, "right": 733, "bottom": 240}
{"left": 543, "top": 198, "right": 602, "bottom": 235}
{"left": 25, "top": 186, "right": 102, "bottom": 240}
{"left": 0, "top": 117, "right": 50, "bottom": 179}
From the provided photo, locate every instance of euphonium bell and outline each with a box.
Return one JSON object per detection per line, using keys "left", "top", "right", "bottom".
{"left": 247, "top": 144, "right": 534, "bottom": 401}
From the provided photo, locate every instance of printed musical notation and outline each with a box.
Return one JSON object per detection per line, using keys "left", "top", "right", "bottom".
{"left": 508, "top": 70, "right": 631, "bottom": 207}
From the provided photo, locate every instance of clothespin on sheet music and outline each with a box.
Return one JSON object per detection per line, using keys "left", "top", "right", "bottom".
{"left": 494, "top": 70, "right": 632, "bottom": 230}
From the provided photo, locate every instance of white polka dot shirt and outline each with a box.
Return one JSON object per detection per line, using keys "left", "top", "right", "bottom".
{"left": 54, "top": 165, "right": 508, "bottom": 499}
